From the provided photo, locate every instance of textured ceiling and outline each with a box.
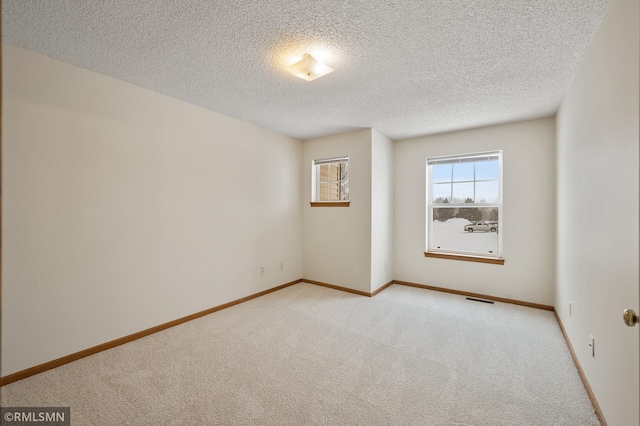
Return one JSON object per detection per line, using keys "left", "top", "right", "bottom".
{"left": 2, "top": 1, "right": 608, "bottom": 140}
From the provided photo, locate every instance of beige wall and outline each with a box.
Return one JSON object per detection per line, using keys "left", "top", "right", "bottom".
{"left": 301, "top": 129, "right": 373, "bottom": 293}
{"left": 2, "top": 44, "right": 303, "bottom": 376}
{"left": 393, "top": 117, "right": 556, "bottom": 306}
{"left": 371, "top": 129, "right": 394, "bottom": 292}
{"left": 555, "top": 0, "right": 640, "bottom": 424}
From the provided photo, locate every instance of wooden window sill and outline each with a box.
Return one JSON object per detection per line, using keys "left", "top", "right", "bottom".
{"left": 424, "top": 252, "right": 505, "bottom": 265}
{"left": 310, "top": 202, "right": 350, "bottom": 207}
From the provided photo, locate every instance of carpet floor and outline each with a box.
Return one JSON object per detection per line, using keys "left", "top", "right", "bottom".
{"left": 1, "top": 283, "right": 599, "bottom": 425}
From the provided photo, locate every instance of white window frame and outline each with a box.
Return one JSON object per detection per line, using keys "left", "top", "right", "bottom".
{"left": 312, "top": 156, "right": 349, "bottom": 202}
{"left": 426, "top": 150, "right": 503, "bottom": 259}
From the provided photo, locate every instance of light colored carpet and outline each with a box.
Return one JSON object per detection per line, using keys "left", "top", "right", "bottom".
{"left": 1, "top": 283, "right": 599, "bottom": 425}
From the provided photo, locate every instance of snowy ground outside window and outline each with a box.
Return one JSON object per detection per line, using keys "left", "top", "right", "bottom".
{"left": 431, "top": 218, "right": 498, "bottom": 255}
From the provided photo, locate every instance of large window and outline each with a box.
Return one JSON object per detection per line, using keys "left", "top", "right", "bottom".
{"left": 311, "top": 156, "right": 349, "bottom": 205}
{"left": 426, "top": 151, "right": 502, "bottom": 261}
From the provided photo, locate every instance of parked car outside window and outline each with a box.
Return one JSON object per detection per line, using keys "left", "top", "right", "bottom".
{"left": 463, "top": 221, "right": 498, "bottom": 233}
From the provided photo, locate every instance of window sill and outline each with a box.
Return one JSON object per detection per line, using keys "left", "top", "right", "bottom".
{"left": 310, "top": 202, "right": 350, "bottom": 207}
{"left": 424, "top": 252, "right": 505, "bottom": 265}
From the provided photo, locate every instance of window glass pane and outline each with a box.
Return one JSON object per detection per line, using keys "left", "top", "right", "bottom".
{"left": 320, "top": 164, "right": 329, "bottom": 181}
{"left": 339, "top": 162, "right": 349, "bottom": 181}
{"left": 475, "top": 160, "right": 499, "bottom": 180}
{"left": 329, "top": 164, "right": 340, "bottom": 181}
{"left": 475, "top": 180, "right": 499, "bottom": 203}
{"left": 452, "top": 182, "right": 473, "bottom": 203}
{"left": 432, "top": 164, "right": 452, "bottom": 183}
{"left": 329, "top": 181, "right": 339, "bottom": 200}
{"left": 340, "top": 181, "right": 349, "bottom": 200}
{"left": 433, "top": 183, "right": 451, "bottom": 203}
{"left": 320, "top": 183, "right": 329, "bottom": 201}
{"left": 453, "top": 162, "right": 474, "bottom": 182}
{"left": 431, "top": 207, "right": 499, "bottom": 254}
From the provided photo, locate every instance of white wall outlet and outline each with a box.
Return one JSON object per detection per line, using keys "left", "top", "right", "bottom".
{"left": 280, "top": 262, "right": 284, "bottom": 270}
{"left": 589, "top": 335, "right": 595, "bottom": 357}
{"left": 260, "top": 267, "right": 265, "bottom": 276}
{"left": 569, "top": 301, "right": 572, "bottom": 317}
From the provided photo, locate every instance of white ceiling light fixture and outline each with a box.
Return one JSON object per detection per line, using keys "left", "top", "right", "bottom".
{"left": 285, "top": 54, "right": 334, "bottom": 81}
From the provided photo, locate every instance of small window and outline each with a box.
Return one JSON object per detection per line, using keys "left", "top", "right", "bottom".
{"left": 311, "top": 156, "right": 349, "bottom": 205}
{"left": 426, "top": 151, "right": 502, "bottom": 262}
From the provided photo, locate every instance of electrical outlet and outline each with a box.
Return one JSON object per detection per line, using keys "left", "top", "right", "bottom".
{"left": 280, "top": 262, "right": 284, "bottom": 270}
{"left": 569, "top": 301, "right": 572, "bottom": 317}
{"left": 589, "top": 335, "right": 595, "bottom": 357}
{"left": 260, "top": 267, "right": 265, "bottom": 276}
